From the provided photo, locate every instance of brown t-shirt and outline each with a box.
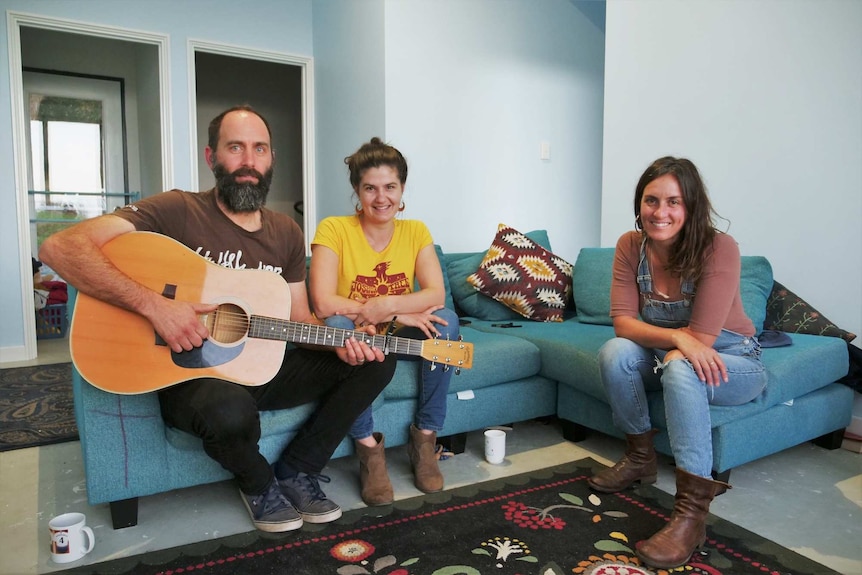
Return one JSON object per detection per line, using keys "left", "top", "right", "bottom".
{"left": 113, "top": 189, "right": 306, "bottom": 284}
{"left": 609, "top": 230, "right": 755, "bottom": 337}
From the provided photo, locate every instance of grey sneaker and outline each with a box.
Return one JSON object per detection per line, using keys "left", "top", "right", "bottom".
{"left": 241, "top": 480, "right": 303, "bottom": 532}
{"left": 277, "top": 473, "right": 342, "bottom": 523}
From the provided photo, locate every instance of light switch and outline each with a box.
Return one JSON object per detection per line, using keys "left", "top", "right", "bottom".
{"left": 540, "top": 141, "right": 551, "bottom": 161}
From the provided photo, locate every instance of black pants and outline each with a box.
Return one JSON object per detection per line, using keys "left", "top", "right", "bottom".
{"left": 158, "top": 347, "right": 397, "bottom": 494}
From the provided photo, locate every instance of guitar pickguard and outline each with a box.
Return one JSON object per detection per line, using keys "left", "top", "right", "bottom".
{"left": 171, "top": 339, "right": 246, "bottom": 369}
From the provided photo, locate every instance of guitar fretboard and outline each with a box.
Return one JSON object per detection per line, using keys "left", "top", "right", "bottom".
{"left": 250, "top": 315, "right": 425, "bottom": 356}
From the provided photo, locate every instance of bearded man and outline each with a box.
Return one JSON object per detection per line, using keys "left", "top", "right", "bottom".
{"left": 39, "top": 105, "right": 396, "bottom": 533}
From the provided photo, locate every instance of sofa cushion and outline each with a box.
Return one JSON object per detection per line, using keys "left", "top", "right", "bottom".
{"left": 466, "top": 317, "right": 614, "bottom": 402}
{"left": 739, "top": 256, "right": 773, "bottom": 336}
{"left": 646, "top": 333, "right": 850, "bottom": 429}
{"left": 433, "top": 244, "right": 456, "bottom": 312}
{"left": 447, "top": 253, "right": 522, "bottom": 321}
{"left": 446, "top": 229, "right": 553, "bottom": 321}
{"left": 379, "top": 326, "right": 542, "bottom": 400}
{"left": 571, "top": 248, "right": 614, "bottom": 325}
{"left": 465, "top": 224, "right": 573, "bottom": 322}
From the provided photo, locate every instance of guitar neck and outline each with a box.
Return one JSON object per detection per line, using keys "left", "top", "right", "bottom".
{"left": 250, "top": 315, "right": 424, "bottom": 356}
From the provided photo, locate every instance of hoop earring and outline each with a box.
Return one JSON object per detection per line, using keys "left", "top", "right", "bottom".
{"left": 355, "top": 202, "right": 363, "bottom": 215}
{"left": 634, "top": 215, "right": 642, "bottom": 231}
{"left": 398, "top": 201, "right": 406, "bottom": 212}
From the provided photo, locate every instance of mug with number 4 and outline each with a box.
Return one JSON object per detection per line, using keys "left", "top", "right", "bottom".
{"left": 49, "top": 512, "right": 95, "bottom": 563}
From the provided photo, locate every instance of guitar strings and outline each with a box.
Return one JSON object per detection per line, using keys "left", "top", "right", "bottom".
{"left": 201, "top": 309, "right": 468, "bottom": 366}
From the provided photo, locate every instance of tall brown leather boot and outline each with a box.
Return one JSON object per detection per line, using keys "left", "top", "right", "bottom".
{"left": 356, "top": 432, "right": 394, "bottom": 506}
{"left": 407, "top": 424, "right": 444, "bottom": 493}
{"left": 588, "top": 429, "right": 658, "bottom": 493}
{"left": 635, "top": 468, "right": 731, "bottom": 569}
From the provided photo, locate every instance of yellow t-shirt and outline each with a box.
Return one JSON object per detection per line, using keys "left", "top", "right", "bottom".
{"left": 312, "top": 216, "right": 434, "bottom": 300}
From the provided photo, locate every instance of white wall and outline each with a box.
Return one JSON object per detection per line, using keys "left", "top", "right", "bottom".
{"left": 602, "top": 0, "right": 862, "bottom": 344}
{"left": 383, "top": 0, "right": 605, "bottom": 262}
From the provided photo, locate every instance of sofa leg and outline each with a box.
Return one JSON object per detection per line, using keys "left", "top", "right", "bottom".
{"left": 712, "top": 469, "right": 731, "bottom": 483}
{"left": 110, "top": 497, "right": 139, "bottom": 529}
{"left": 438, "top": 432, "right": 467, "bottom": 455}
{"left": 812, "top": 428, "right": 845, "bottom": 450}
{"left": 558, "top": 418, "right": 589, "bottom": 442}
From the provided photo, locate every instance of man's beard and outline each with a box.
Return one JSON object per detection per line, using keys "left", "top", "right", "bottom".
{"left": 213, "top": 163, "right": 273, "bottom": 213}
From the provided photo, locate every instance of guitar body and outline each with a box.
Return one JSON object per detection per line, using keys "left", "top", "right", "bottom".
{"left": 71, "top": 232, "right": 290, "bottom": 394}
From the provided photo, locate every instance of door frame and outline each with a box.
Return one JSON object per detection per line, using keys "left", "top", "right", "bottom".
{"left": 7, "top": 11, "right": 171, "bottom": 361}
{"left": 188, "top": 39, "right": 317, "bottom": 248}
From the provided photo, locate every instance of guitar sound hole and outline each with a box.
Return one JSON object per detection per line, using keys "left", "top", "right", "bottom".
{"left": 207, "top": 303, "right": 249, "bottom": 344}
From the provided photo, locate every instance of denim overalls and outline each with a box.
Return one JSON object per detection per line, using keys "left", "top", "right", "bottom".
{"left": 597, "top": 239, "right": 768, "bottom": 477}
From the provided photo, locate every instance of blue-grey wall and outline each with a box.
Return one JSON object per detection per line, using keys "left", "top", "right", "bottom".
{"left": 312, "top": 0, "right": 387, "bottom": 221}
{"left": 382, "top": 0, "right": 605, "bottom": 259}
{"left": 5, "top": 0, "right": 857, "bottom": 361}
{"left": 2, "top": 0, "right": 605, "bottom": 361}
{"left": 0, "top": 0, "right": 314, "bottom": 358}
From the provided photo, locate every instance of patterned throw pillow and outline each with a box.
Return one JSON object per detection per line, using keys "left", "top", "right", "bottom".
{"left": 466, "top": 224, "right": 573, "bottom": 322}
{"left": 765, "top": 280, "right": 857, "bottom": 343}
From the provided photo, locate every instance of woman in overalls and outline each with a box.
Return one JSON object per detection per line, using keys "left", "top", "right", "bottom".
{"left": 588, "top": 156, "right": 768, "bottom": 569}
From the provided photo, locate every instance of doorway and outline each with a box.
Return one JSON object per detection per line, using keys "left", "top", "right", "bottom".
{"left": 7, "top": 12, "right": 170, "bottom": 362}
{"left": 189, "top": 40, "right": 316, "bottom": 242}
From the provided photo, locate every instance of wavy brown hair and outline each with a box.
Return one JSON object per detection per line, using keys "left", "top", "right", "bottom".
{"left": 634, "top": 156, "right": 722, "bottom": 283}
{"left": 345, "top": 137, "right": 408, "bottom": 189}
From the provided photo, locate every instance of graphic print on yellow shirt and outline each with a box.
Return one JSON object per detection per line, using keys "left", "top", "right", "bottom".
{"left": 350, "top": 262, "right": 411, "bottom": 301}
{"left": 312, "top": 216, "right": 434, "bottom": 302}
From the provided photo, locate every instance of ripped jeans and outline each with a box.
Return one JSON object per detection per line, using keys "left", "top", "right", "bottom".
{"left": 598, "top": 329, "right": 767, "bottom": 477}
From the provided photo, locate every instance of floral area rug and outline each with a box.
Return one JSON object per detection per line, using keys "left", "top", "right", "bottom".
{"left": 0, "top": 362, "right": 77, "bottom": 452}
{"left": 58, "top": 458, "right": 838, "bottom": 575}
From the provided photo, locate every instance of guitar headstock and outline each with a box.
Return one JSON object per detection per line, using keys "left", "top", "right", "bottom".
{"left": 419, "top": 338, "right": 473, "bottom": 369}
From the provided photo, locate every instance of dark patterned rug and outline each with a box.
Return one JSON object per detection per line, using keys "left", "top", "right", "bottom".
{"left": 58, "top": 459, "right": 839, "bottom": 575}
{"left": 0, "top": 362, "right": 77, "bottom": 452}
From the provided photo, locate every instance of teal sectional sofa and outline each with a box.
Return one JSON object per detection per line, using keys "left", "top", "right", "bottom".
{"left": 69, "top": 232, "right": 853, "bottom": 529}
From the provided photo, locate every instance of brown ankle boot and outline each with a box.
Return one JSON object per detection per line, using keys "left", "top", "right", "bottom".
{"left": 356, "top": 432, "right": 394, "bottom": 506}
{"left": 635, "top": 468, "right": 731, "bottom": 569}
{"left": 588, "top": 429, "right": 658, "bottom": 493}
{"left": 408, "top": 424, "right": 444, "bottom": 493}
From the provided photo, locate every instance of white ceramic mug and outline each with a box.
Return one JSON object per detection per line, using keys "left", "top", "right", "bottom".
{"left": 49, "top": 512, "right": 95, "bottom": 564}
{"left": 484, "top": 429, "right": 506, "bottom": 464}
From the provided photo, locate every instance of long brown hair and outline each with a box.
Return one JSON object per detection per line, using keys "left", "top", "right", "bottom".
{"left": 634, "top": 156, "right": 721, "bottom": 282}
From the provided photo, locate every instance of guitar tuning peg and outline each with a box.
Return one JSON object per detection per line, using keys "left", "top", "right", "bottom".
{"left": 455, "top": 367, "right": 461, "bottom": 376}
{"left": 429, "top": 361, "right": 437, "bottom": 371}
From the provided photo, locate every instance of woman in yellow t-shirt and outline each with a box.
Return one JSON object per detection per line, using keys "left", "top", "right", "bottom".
{"left": 310, "top": 138, "right": 459, "bottom": 506}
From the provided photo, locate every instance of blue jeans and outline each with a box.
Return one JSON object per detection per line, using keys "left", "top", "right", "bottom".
{"left": 325, "top": 307, "right": 459, "bottom": 439}
{"left": 598, "top": 329, "right": 767, "bottom": 477}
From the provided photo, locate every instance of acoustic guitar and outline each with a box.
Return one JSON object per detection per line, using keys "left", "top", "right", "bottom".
{"left": 70, "top": 232, "right": 473, "bottom": 395}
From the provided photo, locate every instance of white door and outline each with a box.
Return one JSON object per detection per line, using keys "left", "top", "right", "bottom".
{"left": 24, "top": 71, "right": 127, "bottom": 256}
